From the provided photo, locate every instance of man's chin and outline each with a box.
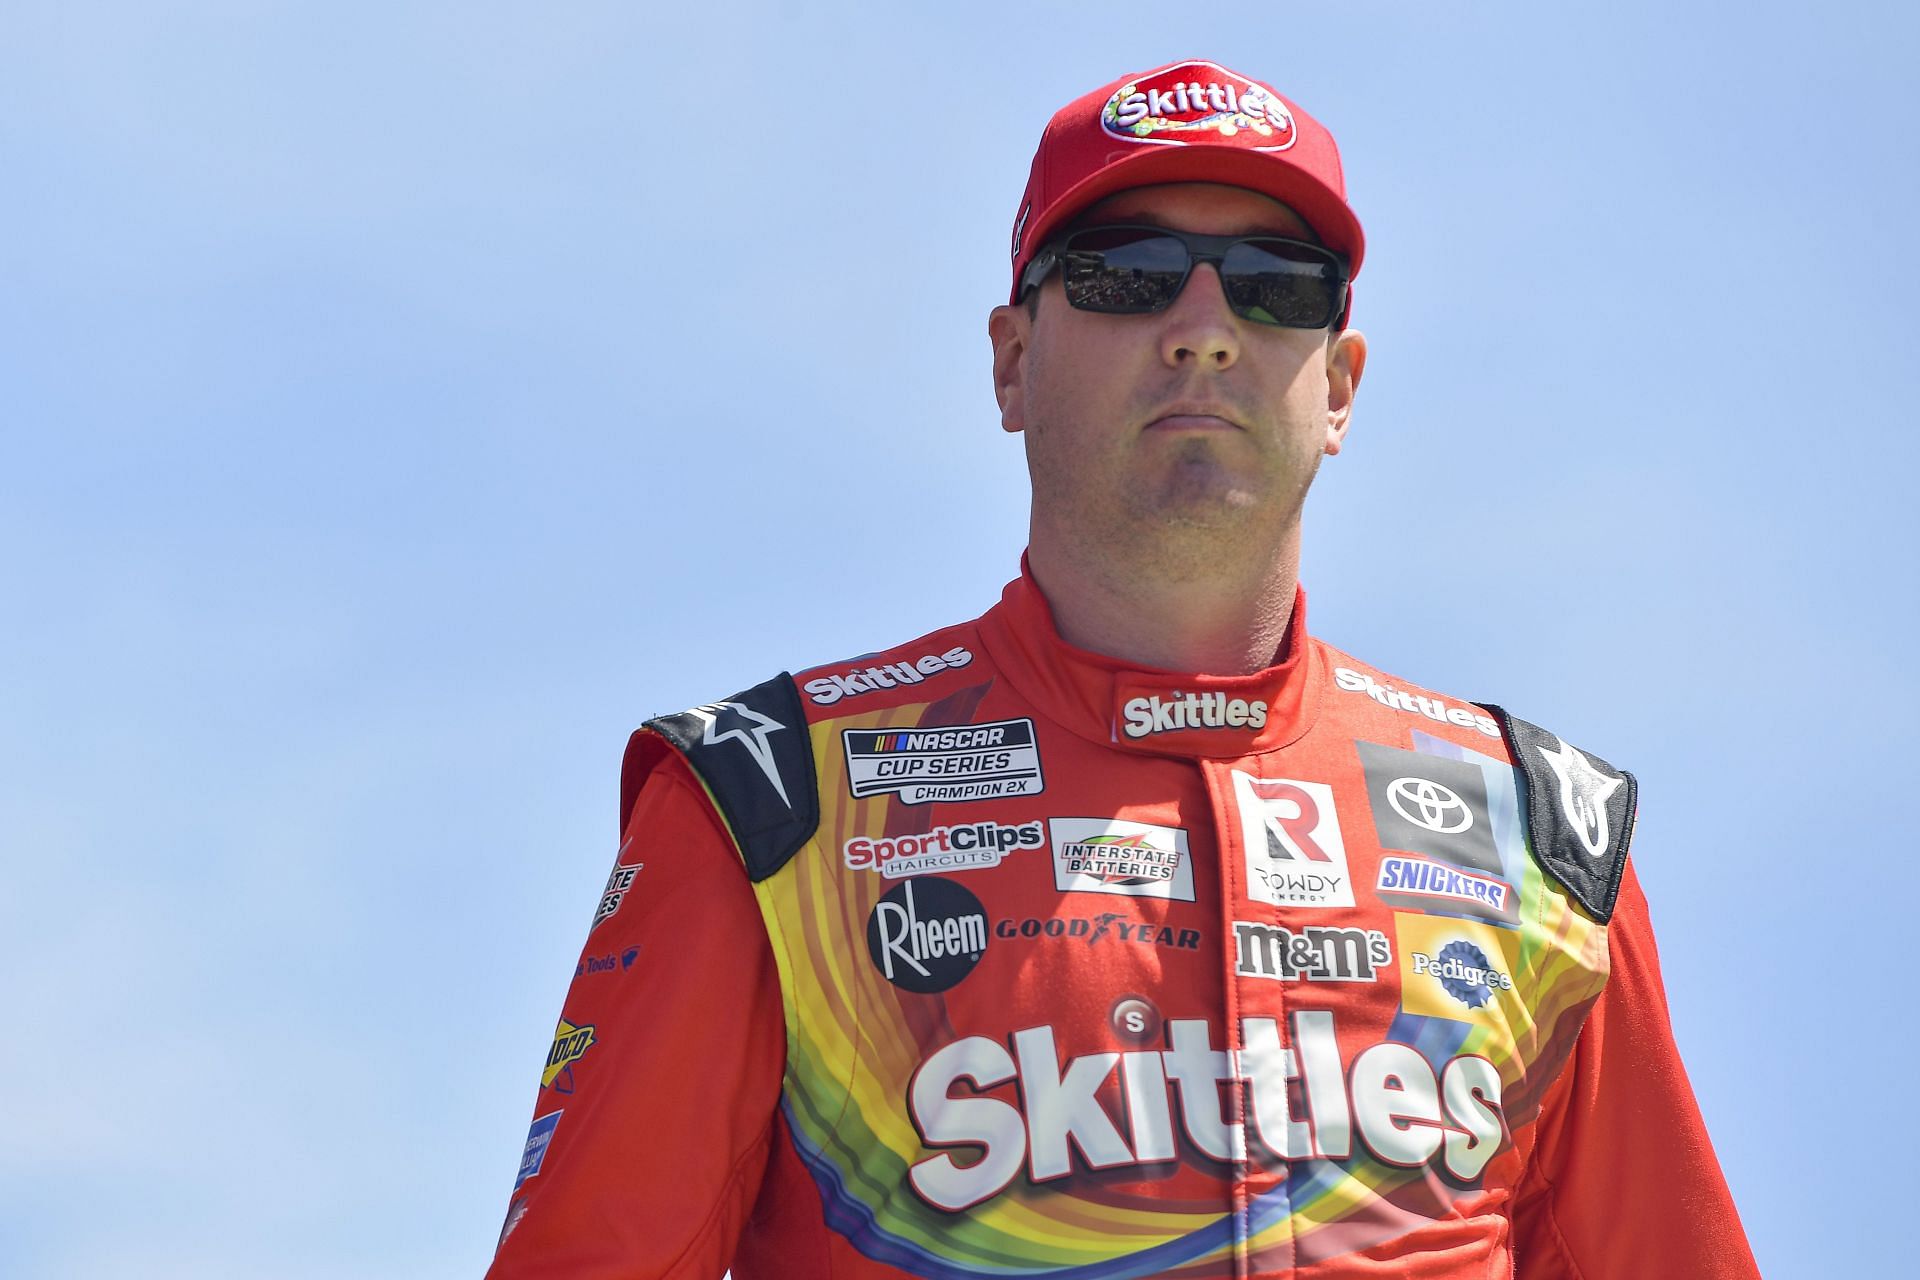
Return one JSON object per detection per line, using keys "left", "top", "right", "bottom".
{"left": 1141, "top": 461, "right": 1263, "bottom": 524}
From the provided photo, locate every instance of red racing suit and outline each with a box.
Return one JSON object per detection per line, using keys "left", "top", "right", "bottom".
{"left": 487, "top": 567, "right": 1759, "bottom": 1278}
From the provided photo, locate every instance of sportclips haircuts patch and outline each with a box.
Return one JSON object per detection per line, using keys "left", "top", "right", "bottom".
{"left": 842, "top": 719, "right": 1044, "bottom": 805}
{"left": 1101, "top": 61, "right": 1296, "bottom": 150}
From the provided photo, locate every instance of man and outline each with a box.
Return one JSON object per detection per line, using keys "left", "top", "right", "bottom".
{"left": 487, "top": 59, "right": 1759, "bottom": 1278}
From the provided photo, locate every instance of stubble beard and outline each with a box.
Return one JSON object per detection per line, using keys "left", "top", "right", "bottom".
{"left": 1035, "top": 432, "right": 1320, "bottom": 591}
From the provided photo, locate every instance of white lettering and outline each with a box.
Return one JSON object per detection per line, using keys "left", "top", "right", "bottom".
{"left": 1013, "top": 1026, "right": 1131, "bottom": 1180}
{"left": 905, "top": 1012, "right": 1506, "bottom": 1210}
{"left": 807, "top": 647, "right": 976, "bottom": 704}
{"left": 1120, "top": 692, "right": 1269, "bottom": 739}
{"left": 1331, "top": 666, "right": 1500, "bottom": 738}
{"left": 1292, "top": 1010, "right": 1351, "bottom": 1158}
{"left": 1442, "top": 1056, "right": 1505, "bottom": 1180}
{"left": 1351, "top": 1043, "right": 1444, "bottom": 1167}
{"left": 907, "top": 1038, "right": 1024, "bottom": 1211}
{"left": 1240, "top": 1017, "right": 1310, "bottom": 1159}
{"left": 1162, "top": 1019, "right": 1243, "bottom": 1162}
{"left": 1118, "top": 1050, "right": 1176, "bottom": 1161}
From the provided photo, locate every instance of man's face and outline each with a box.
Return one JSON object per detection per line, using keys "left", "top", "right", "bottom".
{"left": 990, "top": 182, "right": 1366, "bottom": 573}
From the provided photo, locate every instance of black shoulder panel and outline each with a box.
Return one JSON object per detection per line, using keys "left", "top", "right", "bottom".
{"left": 1480, "top": 705, "right": 1637, "bottom": 924}
{"left": 646, "top": 673, "right": 819, "bottom": 883}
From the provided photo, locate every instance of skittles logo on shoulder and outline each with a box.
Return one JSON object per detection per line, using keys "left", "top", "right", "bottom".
{"left": 1101, "top": 60, "right": 1296, "bottom": 151}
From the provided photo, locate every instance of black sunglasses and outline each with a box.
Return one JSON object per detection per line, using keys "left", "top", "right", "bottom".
{"left": 1020, "top": 224, "right": 1350, "bottom": 330}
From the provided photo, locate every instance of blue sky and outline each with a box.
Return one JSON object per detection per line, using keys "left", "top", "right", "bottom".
{"left": 3, "top": 3, "right": 1914, "bottom": 1276}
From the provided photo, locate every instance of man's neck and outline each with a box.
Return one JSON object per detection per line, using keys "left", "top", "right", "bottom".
{"left": 1025, "top": 532, "right": 1302, "bottom": 676}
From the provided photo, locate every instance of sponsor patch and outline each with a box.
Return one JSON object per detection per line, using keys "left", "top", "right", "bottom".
{"left": 1230, "top": 772, "right": 1355, "bottom": 908}
{"left": 995, "top": 912, "right": 1201, "bottom": 950}
{"left": 496, "top": 1197, "right": 530, "bottom": 1251}
{"left": 1535, "top": 734, "right": 1626, "bottom": 863}
{"left": 1396, "top": 913, "right": 1524, "bottom": 1027}
{"left": 904, "top": 1009, "right": 1506, "bottom": 1213}
{"left": 1376, "top": 855, "right": 1512, "bottom": 916}
{"left": 542, "top": 1019, "right": 596, "bottom": 1092}
{"left": 1233, "top": 921, "right": 1391, "bottom": 982}
{"left": 1358, "top": 741, "right": 1504, "bottom": 877}
{"left": 1119, "top": 690, "right": 1268, "bottom": 739}
{"left": 1049, "top": 818, "right": 1195, "bottom": 901}
{"left": 865, "top": 876, "right": 989, "bottom": 994}
{"left": 574, "top": 945, "right": 641, "bottom": 978}
{"left": 1101, "top": 60, "right": 1297, "bottom": 151}
{"left": 1333, "top": 667, "right": 1501, "bottom": 739}
{"left": 1110, "top": 995, "right": 1161, "bottom": 1042}
{"left": 803, "top": 646, "right": 975, "bottom": 706}
{"left": 515, "top": 1111, "right": 561, "bottom": 1189}
{"left": 682, "top": 699, "right": 794, "bottom": 807}
{"left": 843, "top": 819, "right": 1044, "bottom": 878}
{"left": 843, "top": 718, "right": 1045, "bottom": 805}
{"left": 592, "top": 860, "right": 643, "bottom": 929}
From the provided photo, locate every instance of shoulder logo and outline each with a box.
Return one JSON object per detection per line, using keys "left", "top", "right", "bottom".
{"left": 591, "top": 843, "right": 644, "bottom": 930}
{"left": 1333, "top": 666, "right": 1501, "bottom": 738}
{"left": 515, "top": 1111, "right": 562, "bottom": 1189}
{"left": 1101, "top": 61, "right": 1296, "bottom": 151}
{"left": 1480, "top": 706, "right": 1635, "bottom": 924}
{"left": 646, "top": 674, "right": 819, "bottom": 883}
{"left": 542, "top": 1019, "right": 597, "bottom": 1092}
{"left": 1535, "top": 735, "right": 1624, "bottom": 861}
{"left": 685, "top": 700, "right": 789, "bottom": 807}
{"left": 803, "top": 646, "right": 974, "bottom": 706}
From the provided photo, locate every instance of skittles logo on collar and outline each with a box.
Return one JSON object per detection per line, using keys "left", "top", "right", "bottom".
{"left": 1101, "top": 60, "right": 1297, "bottom": 151}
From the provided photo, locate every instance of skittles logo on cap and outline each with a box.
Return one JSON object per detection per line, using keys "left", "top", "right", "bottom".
{"left": 1101, "top": 60, "right": 1296, "bottom": 151}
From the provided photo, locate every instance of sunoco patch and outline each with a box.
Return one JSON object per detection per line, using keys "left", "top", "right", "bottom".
{"left": 842, "top": 718, "right": 1045, "bottom": 805}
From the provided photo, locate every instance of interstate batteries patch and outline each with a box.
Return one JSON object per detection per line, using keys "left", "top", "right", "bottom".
{"left": 842, "top": 718, "right": 1045, "bottom": 804}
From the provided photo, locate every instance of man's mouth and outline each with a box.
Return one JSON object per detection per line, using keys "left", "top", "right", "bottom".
{"left": 1145, "top": 403, "right": 1245, "bottom": 432}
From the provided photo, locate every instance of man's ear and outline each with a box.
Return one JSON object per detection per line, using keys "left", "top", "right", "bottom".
{"left": 988, "top": 303, "right": 1030, "bottom": 435}
{"left": 1322, "top": 328, "right": 1367, "bottom": 456}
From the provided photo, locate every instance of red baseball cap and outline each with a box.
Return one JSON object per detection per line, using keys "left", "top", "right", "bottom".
{"left": 1009, "top": 59, "right": 1365, "bottom": 306}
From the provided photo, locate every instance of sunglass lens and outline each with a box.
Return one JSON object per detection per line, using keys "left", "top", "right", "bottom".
{"left": 1060, "top": 230, "right": 1188, "bottom": 313}
{"left": 1220, "top": 240, "right": 1342, "bottom": 328}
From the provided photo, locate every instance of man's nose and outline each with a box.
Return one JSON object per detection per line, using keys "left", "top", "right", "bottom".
{"left": 1158, "top": 263, "right": 1240, "bottom": 370}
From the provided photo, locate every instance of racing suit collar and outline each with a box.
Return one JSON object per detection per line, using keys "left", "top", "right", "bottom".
{"left": 976, "top": 557, "right": 1322, "bottom": 758}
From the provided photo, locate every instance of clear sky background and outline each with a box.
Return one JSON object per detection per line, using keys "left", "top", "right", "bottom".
{"left": 3, "top": 3, "right": 1914, "bottom": 1277}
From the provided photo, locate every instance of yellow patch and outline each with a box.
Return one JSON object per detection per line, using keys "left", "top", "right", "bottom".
{"left": 1395, "top": 913, "right": 1525, "bottom": 1027}
{"left": 543, "top": 1018, "right": 596, "bottom": 1088}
